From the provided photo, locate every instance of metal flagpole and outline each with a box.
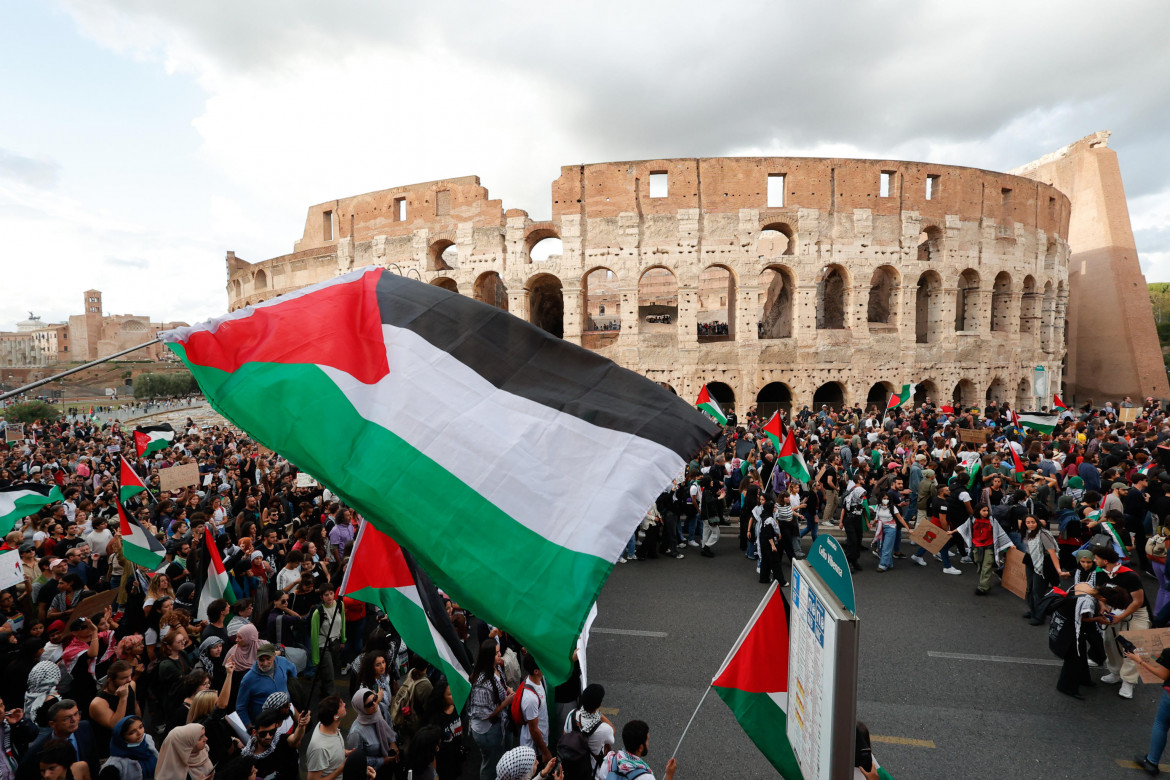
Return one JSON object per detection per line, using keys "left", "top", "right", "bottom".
{"left": 0, "top": 337, "right": 162, "bottom": 402}
{"left": 671, "top": 685, "right": 713, "bottom": 760}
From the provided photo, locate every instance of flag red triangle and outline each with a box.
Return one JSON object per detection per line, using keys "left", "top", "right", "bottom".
{"left": 133, "top": 430, "right": 150, "bottom": 457}
{"left": 763, "top": 412, "right": 782, "bottom": 443}
{"left": 1054, "top": 394, "right": 1067, "bottom": 410}
{"left": 712, "top": 583, "right": 790, "bottom": 694}
{"left": 1010, "top": 446, "right": 1025, "bottom": 473}
{"left": 340, "top": 521, "right": 416, "bottom": 593}
{"left": 696, "top": 385, "right": 712, "bottom": 406}
{"left": 205, "top": 526, "right": 228, "bottom": 575}
{"left": 120, "top": 456, "right": 146, "bottom": 490}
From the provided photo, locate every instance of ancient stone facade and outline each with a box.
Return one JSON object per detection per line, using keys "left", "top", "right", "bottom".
{"left": 225, "top": 158, "right": 1073, "bottom": 414}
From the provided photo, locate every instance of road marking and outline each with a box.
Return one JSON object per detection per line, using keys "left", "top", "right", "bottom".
{"left": 600, "top": 707, "right": 620, "bottom": 716}
{"left": 592, "top": 627, "right": 669, "bottom": 638}
{"left": 871, "top": 735, "right": 935, "bottom": 749}
{"left": 928, "top": 651, "right": 1062, "bottom": 667}
{"left": 1116, "top": 758, "right": 1170, "bottom": 771}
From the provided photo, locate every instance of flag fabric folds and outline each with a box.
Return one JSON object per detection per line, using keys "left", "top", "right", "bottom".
{"left": 695, "top": 385, "right": 728, "bottom": 425}
{"left": 1054, "top": 394, "right": 1068, "bottom": 411}
{"left": 117, "top": 500, "right": 166, "bottom": 570}
{"left": 134, "top": 424, "right": 175, "bottom": 458}
{"left": 341, "top": 520, "right": 475, "bottom": 707}
{"left": 885, "top": 383, "right": 915, "bottom": 410}
{"left": 763, "top": 413, "right": 811, "bottom": 483}
{"left": 196, "top": 530, "right": 237, "bottom": 621}
{"left": 712, "top": 581, "right": 802, "bottom": 778}
{"left": 1016, "top": 413, "right": 1058, "bottom": 435}
{"left": 0, "top": 483, "right": 63, "bottom": 535}
{"left": 119, "top": 456, "right": 148, "bottom": 503}
{"left": 160, "top": 266, "right": 718, "bottom": 684}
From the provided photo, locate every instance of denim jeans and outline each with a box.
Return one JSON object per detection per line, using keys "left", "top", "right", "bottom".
{"left": 472, "top": 720, "right": 506, "bottom": 780}
{"left": 800, "top": 507, "right": 819, "bottom": 541}
{"left": 879, "top": 525, "right": 898, "bottom": 569}
{"left": 625, "top": 533, "right": 637, "bottom": 558}
{"left": 1149, "top": 690, "right": 1170, "bottom": 765}
{"left": 914, "top": 537, "right": 954, "bottom": 567}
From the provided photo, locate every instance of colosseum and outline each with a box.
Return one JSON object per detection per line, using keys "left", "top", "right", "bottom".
{"left": 227, "top": 150, "right": 1123, "bottom": 417}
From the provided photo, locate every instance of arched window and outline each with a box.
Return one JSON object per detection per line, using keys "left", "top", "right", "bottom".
{"left": 758, "top": 266, "right": 794, "bottom": 339}
{"left": 918, "top": 226, "right": 943, "bottom": 262}
{"left": 867, "top": 265, "right": 898, "bottom": 326}
{"left": 757, "top": 224, "right": 794, "bottom": 257}
{"left": 1020, "top": 276, "right": 1038, "bottom": 338}
{"left": 528, "top": 235, "right": 563, "bottom": 263}
{"left": 953, "top": 379, "right": 977, "bottom": 409}
{"left": 429, "top": 240, "right": 457, "bottom": 272}
{"left": 913, "top": 380, "right": 938, "bottom": 407}
{"left": 916, "top": 271, "right": 942, "bottom": 344}
{"left": 986, "top": 377, "right": 1007, "bottom": 406}
{"left": 697, "top": 265, "right": 735, "bottom": 341}
{"left": 817, "top": 265, "right": 848, "bottom": 330}
{"left": 955, "top": 269, "right": 980, "bottom": 332}
{"left": 527, "top": 274, "right": 564, "bottom": 338}
{"left": 991, "top": 272, "right": 1013, "bottom": 333}
{"left": 706, "top": 382, "right": 736, "bottom": 416}
{"left": 866, "top": 382, "right": 894, "bottom": 411}
{"left": 473, "top": 272, "right": 508, "bottom": 311}
{"left": 430, "top": 277, "right": 458, "bottom": 294}
{"left": 755, "top": 382, "right": 792, "bottom": 418}
{"left": 638, "top": 267, "right": 678, "bottom": 335}
{"left": 813, "top": 381, "right": 846, "bottom": 410}
{"left": 254, "top": 269, "right": 268, "bottom": 292}
{"left": 583, "top": 268, "right": 619, "bottom": 333}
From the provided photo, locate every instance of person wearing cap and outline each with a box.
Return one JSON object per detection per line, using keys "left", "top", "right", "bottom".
{"left": 235, "top": 642, "right": 297, "bottom": 729}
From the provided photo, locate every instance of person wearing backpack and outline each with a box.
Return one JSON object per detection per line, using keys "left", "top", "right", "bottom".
{"left": 599, "top": 720, "right": 677, "bottom": 780}
{"left": 558, "top": 684, "right": 613, "bottom": 780}
{"left": 390, "top": 652, "right": 433, "bottom": 745}
{"left": 513, "top": 654, "right": 551, "bottom": 764}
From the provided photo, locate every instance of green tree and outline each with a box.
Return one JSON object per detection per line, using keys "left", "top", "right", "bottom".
{"left": 1, "top": 400, "right": 60, "bottom": 424}
{"left": 132, "top": 370, "right": 199, "bottom": 399}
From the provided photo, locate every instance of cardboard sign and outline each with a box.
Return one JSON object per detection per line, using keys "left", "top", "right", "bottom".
{"left": 65, "top": 588, "right": 118, "bottom": 625}
{"left": 1120, "top": 628, "right": 1170, "bottom": 683}
{"left": 106, "top": 444, "right": 121, "bottom": 453}
{"left": 4, "top": 423, "right": 24, "bottom": 442}
{"left": 0, "top": 549, "right": 22, "bottom": 590}
{"left": 959, "top": 428, "right": 988, "bottom": 444}
{"left": 1001, "top": 547, "right": 1027, "bottom": 599}
{"left": 1119, "top": 406, "right": 1139, "bottom": 423}
{"left": 910, "top": 519, "right": 950, "bottom": 555}
{"left": 295, "top": 472, "right": 318, "bottom": 488}
{"left": 158, "top": 462, "right": 200, "bottom": 492}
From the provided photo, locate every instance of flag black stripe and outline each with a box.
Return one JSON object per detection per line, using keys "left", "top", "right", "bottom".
{"left": 375, "top": 271, "right": 719, "bottom": 461}
{"left": 401, "top": 547, "right": 474, "bottom": 675}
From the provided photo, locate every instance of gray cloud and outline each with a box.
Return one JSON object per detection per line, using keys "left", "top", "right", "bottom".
{"left": 0, "top": 149, "right": 61, "bottom": 189}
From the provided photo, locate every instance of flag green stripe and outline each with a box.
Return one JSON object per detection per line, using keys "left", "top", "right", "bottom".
{"left": 0, "top": 487, "right": 62, "bottom": 535}
{"left": 122, "top": 542, "right": 165, "bottom": 570}
{"left": 120, "top": 485, "right": 145, "bottom": 503}
{"left": 713, "top": 686, "right": 802, "bottom": 778}
{"left": 172, "top": 346, "right": 609, "bottom": 685}
{"left": 348, "top": 584, "right": 472, "bottom": 707}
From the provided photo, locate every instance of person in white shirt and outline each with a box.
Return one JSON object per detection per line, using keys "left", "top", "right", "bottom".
{"left": 85, "top": 516, "right": 112, "bottom": 557}
{"left": 561, "top": 684, "right": 614, "bottom": 780}
{"left": 519, "top": 654, "right": 551, "bottom": 763}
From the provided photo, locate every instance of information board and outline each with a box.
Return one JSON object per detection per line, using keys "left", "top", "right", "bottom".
{"left": 786, "top": 561, "right": 860, "bottom": 780}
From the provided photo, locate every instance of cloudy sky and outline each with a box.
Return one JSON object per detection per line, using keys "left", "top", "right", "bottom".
{"left": 2, "top": 0, "right": 1168, "bottom": 331}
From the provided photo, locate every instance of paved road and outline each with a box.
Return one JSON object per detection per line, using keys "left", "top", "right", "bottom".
{"left": 587, "top": 530, "right": 1162, "bottom": 779}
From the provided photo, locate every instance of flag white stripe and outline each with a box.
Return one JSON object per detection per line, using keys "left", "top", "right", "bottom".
{"left": 0, "top": 490, "right": 41, "bottom": 518}
{"left": 318, "top": 325, "right": 685, "bottom": 561}
{"left": 396, "top": 584, "right": 468, "bottom": 679}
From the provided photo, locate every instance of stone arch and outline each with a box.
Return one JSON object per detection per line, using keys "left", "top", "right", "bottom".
{"left": 659, "top": 382, "right": 678, "bottom": 395}
{"left": 229, "top": 279, "right": 242, "bottom": 299}
{"left": 527, "top": 273, "right": 564, "bottom": 338}
{"left": 914, "top": 379, "right": 939, "bottom": 407}
{"left": 866, "top": 381, "right": 895, "bottom": 411}
{"left": 955, "top": 268, "right": 981, "bottom": 332}
{"left": 254, "top": 269, "right": 268, "bottom": 292}
{"left": 867, "top": 265, "right": 899, "bottom": 326}
{"left": 526, "top": 226, "right": 562, "bottom": 263}
{"left": 758, "top": 265, "right": 795, "bottom": 339}
{"left": 706, "top": 381, "right": 736, "bottom": 414}
{"left": 986, "top": 376, "right": 1007, "bottom": 406}
{"left": 953, "top": 379, "right": 978, "bottom": 409}
{"left": 916, "top": 270, "right": 943, "bottom": 344}
{"left": 473, "top": 271, "right": 508, "bottom": 311}
{"left": 638, "top": 266, "right": 678, "bottom": 335}
{"left": 698, "top": 264, "right": 736, "bottom": 341}
{"left": 1040, "top": 280, "right": 1055, "bottom": 354}
{"left": 918, "top": 225, "right": 944, "bottom": 262}
{"left": 428, "top": 239, "right": 457, "bottom": 272}
{"left": 1020, "top": 275, "right": 1038, "bottom": 338}
{"left": 991, "top": 271, "right": 1013, "bottom": 333}
{"left": 817, "top": 264, "right": 849, "bottom": 330}
{"left": 756, "top": 382, "right": 793, "bottom": 418}
{"left": 583, "top": 267, "right": 619, "bottom": 347}
{"left": 757, "top": 223, "right": 795, "bottom": 257}
{"left": 1044, "top": 240, "right": 1058, "bottom": 272}
{"left": 1016, "top": 378, "right": 1032, "bottom": 410}
{"left": 430, "top": 276, "right": 459, "bottom": 293}
{"left": 813, "top": 381, "right": 847, "bottom": 410}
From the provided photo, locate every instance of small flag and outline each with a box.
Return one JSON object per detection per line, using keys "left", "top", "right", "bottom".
{"left": 712, "top": 581, "right": 802, "bottom": 778}
{"left": 1138, "top": 461, "right": 1154, "bottom": 476}
{"left": 695, "top": 385, "right": 728, "bottom": 425}
{"left": 0, "top": 483, "right": 63, "bottom": 535}
{"left": 1054, "top": 394, "right": 1068, "bottom": 411}
{"left": 341, "top": 520, "right": 474, "bottom": 708}
{"left": 196, "top": 531, "right": 237, "bottom": 621}
{"left": 885, "top": 383, "right": 915, "bottom": 410}
{"left": 967, "top": 461, "right": 982, "bottom": 491}
{"left": 116, "top": 500, "right": 166, "bottom": 570}
{"left": 134, "top": 424, "right": 175, "bottom": 458}
{"left": 1008, "top": 446, "right": 1026, "bottom": 479}
{"left": 763, "top": 413, "right": 811, "bottom": 483}
{"left": 1016, "top": 413, "right": 1058, "bottom": 435}
{"left": 119, "top": 456, "right": 148, "bottom": 503}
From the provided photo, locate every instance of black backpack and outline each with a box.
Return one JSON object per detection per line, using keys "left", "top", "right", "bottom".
{"left": 557, "top": 710, "right": 603, "bottom": 780}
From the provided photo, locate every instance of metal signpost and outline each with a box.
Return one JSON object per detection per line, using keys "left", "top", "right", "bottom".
{"left": 786, "top": 536, "right": 860, "bottom": 780}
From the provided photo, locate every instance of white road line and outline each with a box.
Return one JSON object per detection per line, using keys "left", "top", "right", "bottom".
{"left": 928, "top": 651, "right": 1062, "bottom": 667}
{"left": 593, "top": 627, "right": 669, "bottom": 638}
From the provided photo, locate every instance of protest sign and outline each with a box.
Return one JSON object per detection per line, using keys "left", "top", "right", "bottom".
{"left": 0, "top": 549, "right": 22, "bottom": 590}
{"left": 959, "top": 428, "right": 988, "bottom": 445}
{"left": 909, "top": 519, "right": 949, "bottom": 555}
{"left": 1120, "top": 628, "right": 1170, "bottom": 684}
{"left": 4, "top": 423, "right": 25, "bottom": 442}
{"left": 159, "top": 462, "right": 200, "bottom": 492}
{"left": 1001, "top": 547, "right": 1027, "bottom": 599}
{"left": 296, "top": 472, "right": 318, "bottom": 488}
{"left": 65, "top": 589, "right": 118, "bottom": 625}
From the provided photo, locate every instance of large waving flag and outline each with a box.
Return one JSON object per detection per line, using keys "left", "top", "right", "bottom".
{"left": 119, "top": 456, "right": 148, "bottom": 503}
{"left": 134, "top": 424, "right": 175, "bottom": 457}
{"left": 1053, "top": 394, "right": 1068, "bottom": 411}
{"left": 116, "top": 500, "right": 166, "bottom": 570}
{"left": 695, "top": 385, "right": 728, "bottom": 425}
{"left": 0, "top": 483, "right": 63, "bottom": 535}
{"left": 160, "top": 267, "right": 718, "bottom": 684}
{"left": 885, "top": 383, "right": 915, "bottom": 411}
{"left": 712, "top": 581, "right": 802, "bottom": 778}
{"left": 341, "top": 520, "right": 474, "bottom": 707}
{"left": 763, "top": 413, "right": 811, "bottom": 483}
{"left": 196, "top": 530, "right": 237, "bottom": 621}
{"left": 1017, "top": 413, "right": 1058, "bottom": 435}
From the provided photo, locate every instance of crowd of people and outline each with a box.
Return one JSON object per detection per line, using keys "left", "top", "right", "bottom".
{"left": 695, "top": 322, "right": 728, "bottom": 337}
{"left": 0, "top": 410, "right": 681, "bottom": 780}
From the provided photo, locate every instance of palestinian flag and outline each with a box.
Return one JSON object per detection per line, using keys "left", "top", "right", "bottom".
{"left": 712, "top": 581, "right": 802, "bottom": 778}
{"left": 1138, "top": 461, "right": 1154, "bottom": 476}
{"left": 341, "top": 520, "right": 474, "bottom": 707}
{"left": 116, "top": 499, "right": 166, "bottom": 570}
{"left": 134, "top": 424, "right": 175, "bottom": 457}
{"left": 1017, "top": 413, "right": 1058, "bottom": 436}
{"left": 967, "top": 461, "right": 982, "bottom": 491}
{"left": 1054, "top": 394, "right": 1068, "bottom": 411}
{"left": 1008, "top": 446, "right": 1027, "bottom": 480}
{"left": 0, "top": 483, "right": 63, "bottom": 535}
{"left": 763, "top": 413, "right": 811, "bottom": 483}
{"left": 695, "top": 385, "right": 728, "bottom": 425}
{"left": 196, "top": 530, "right": 236, "bottom": 621}
{"left": 160, "top": 266, "right": 717, "bottom": 685}
{"left": 119, "top": 455, "right": 148, "bottom": 503}
{"left": 885, "top": 383, "right": 915, "bottom": 410}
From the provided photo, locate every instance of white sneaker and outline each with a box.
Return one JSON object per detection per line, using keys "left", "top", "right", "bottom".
{"left": 911, "top": 556, "right": 927, "bottom": 567}
{"left": 617, "top": 556, "right": 627, "bottom": 564}
{"left": 675, "top": 553, "right": 685, "bottom": 559}
{"left": 688, "top": 540, "right": 701, "bottom": 548}
{"left": 1120, "top": 681, "right": 1134, "bottom": 699}
{"left": 1088, "top": 659, "right": 1100, "bottom": 668}
{"left": 820, "top": 521, "right": 837, "bottom": 528}
{"left": 1101, "top": 672, "right": 1121, "bottom": 684}
{"left": 943, "top": 566, "right": 962, "bottom": 575}
{"left": 961, "top": 556, "right": 974, "bottom": 564}
{"left": 933, "top": 553, "right": 943, "bottom": 562}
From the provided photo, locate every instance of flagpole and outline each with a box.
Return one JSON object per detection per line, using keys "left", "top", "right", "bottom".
{"left": 671, "top": 685, "right": 713, "bottom": 761}
{"left": 0, "top": 337, "right": 161, "bottom": 402}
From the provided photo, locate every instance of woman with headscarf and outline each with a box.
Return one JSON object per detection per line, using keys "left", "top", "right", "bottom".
{"left": 155, "top": 723, "right": 214, "bottom": 780}
{"left": 346, "top": 687, "right": 398, "bottom": 778}
{"left": 225, "top": 624, "right": 260, "bottom": 710}
{"left": 195, "top": 637, "right": 226, "bottom": 692}
{"left": 1, "top": 638, "right": 45, "bottom": 711}
{"left": 24, "top": 660, "right": 62, "bottom": 725}
{"left": 494, "top": 746, "right": 559, "bottom": 780}
{"left": 98, "top": 716, "right": 158, "bottom": 780}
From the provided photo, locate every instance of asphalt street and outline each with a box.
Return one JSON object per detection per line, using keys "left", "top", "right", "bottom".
{"left": 584, "top": 529, "right": 1164, "bottom": 779}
